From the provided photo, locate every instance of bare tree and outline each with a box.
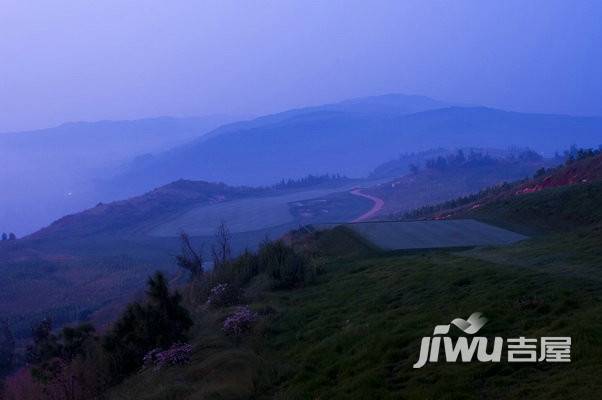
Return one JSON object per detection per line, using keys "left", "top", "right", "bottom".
{"left": 176, "top": 232, "right": 204, "bottom": 280}
{"left": 211, "top": 221, "right": 231, "bottom": 269}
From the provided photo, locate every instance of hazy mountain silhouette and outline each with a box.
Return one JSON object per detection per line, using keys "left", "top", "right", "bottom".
{"left": 113, "top": 96, "right": 602, "bottom": 194}
{"left": 0, "top": 115, "right": 242, "bottom": 235}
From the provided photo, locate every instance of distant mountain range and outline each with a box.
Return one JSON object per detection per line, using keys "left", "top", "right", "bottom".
{"left": 112, "top": 95, "right": 602, "bottom": 195}
{"left": 4, "top": 93, "right": 602, "bottom": 235}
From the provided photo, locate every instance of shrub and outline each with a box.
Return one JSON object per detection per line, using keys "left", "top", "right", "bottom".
{"left": 143, "top": 343, "right": 193, "bottom": 371}
{"left": 223, "top": 306, "right": 257, "bottom": 337}
{"left": 207, "top": 283, "right": 240, "bottom": 308}
{"left": 178, "top": 227, "right": 317, "bottom": 306}
{"left": 258, "top": 240, "right": 312, "bottom": 289}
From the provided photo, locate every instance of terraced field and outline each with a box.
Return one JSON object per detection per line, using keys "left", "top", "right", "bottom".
{"left": 148, "top": 184, "right": 372, "bottom": 236}
{"left": 316, "top": 219, "right": 527, "bottom": 250}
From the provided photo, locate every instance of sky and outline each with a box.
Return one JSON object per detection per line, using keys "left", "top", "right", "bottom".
{"left": 1, "top": 0, "right": 601, "bottom": 132}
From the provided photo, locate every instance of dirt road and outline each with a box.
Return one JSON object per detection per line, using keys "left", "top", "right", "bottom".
{"left": 350, "top": 188, "right": 385, "bottom": 222}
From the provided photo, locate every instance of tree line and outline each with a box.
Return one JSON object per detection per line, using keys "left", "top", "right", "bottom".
{"left": 1, "top": 233, "right": 16, "bottom": 241}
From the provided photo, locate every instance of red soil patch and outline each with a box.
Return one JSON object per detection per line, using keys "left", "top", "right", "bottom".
{"left": 350, "top": 188, "right": 385, "bottom": 222}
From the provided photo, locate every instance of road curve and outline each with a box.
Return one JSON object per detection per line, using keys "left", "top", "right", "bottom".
{"left": 350, "top": 188, "right": 385, "bottom": 222}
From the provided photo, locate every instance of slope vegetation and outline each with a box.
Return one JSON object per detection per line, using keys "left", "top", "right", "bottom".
{"left": 365, "top": 149, "right": 557, "bottom": 217}
{"left": 404, "top": 151, "right": 602, "bottom": 233}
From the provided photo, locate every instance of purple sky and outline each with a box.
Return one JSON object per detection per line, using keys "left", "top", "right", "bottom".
{"left": 1, "top": 0, "right": 601, "bottom": 132}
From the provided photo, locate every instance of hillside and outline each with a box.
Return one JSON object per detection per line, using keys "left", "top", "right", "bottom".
{"left": 101, "top": 176, "right": 602, "bottom": 400}
{"left": 363, "top": 149, "right": 558, "bottom": 217}
{"left": 403, "top": 151, "right": 602, "bottom": 233}
{"left": 0, "top": 176, "right": 375, "bottom": 341}
{"left": 7, "top": 153, "right": 602, "bottom": 399}
{"left": 0, "top": 149, "right": 566, "bottom": 342}
{"left": 114, "top": 102, "right": 602, "bottom": 194}
{"left": 26, "top": 180, "right": 262, "bottom": 241}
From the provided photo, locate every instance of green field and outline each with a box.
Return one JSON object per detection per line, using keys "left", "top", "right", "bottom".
{"left": 147, "top": 183, "right": 374, "bottom": 237}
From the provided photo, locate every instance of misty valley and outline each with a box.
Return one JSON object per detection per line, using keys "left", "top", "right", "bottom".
{"left": 2, "top": 94, "right": 601, "bottom": 399}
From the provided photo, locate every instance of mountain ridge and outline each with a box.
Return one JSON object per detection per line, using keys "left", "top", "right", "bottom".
{"left": 113, "top": 101, "right": 602, "bottom": 194}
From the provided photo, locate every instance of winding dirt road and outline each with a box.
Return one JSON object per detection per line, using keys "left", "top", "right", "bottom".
{"left": 350, "top": 188, "right": 385, "bottom": 222}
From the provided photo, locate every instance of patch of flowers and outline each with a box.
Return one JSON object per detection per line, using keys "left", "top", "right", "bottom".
{"left": 223, "top": 306, "right": 257, "bottom": 337}
{"left": 207, "top": 283, "right": 239, "bottom": 307}
{"left": 143, "top": 343, "right": 193, "bottom": 371}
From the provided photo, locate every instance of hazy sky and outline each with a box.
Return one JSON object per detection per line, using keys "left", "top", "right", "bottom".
{"left": 1, "top": 0, "right": 601, "bottom": 132}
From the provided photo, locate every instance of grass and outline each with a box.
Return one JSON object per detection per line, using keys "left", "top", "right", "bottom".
{"left": 104, "top": 225, "right": 602, "bottom": 399}
{"left": 464, "top": 181, "right": 602, "bottom": 235}
{"left": 263, "top": 243, "right": 602, "bottom": 399}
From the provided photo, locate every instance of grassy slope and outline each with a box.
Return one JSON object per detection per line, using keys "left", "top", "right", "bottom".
{"left": 104, "top": 161, "right": 602, "bottom": 399}
{"left": 367, "top": 157, "right": 554, "bottom": 217}
{"left": 462, "top": 181, "right": 602, "bottom": 235}
{"left": 106, "top": 221, "right": 602, "bottom": 399}
{"left": 263, "top": 228, "right": 602, "bottom": 399}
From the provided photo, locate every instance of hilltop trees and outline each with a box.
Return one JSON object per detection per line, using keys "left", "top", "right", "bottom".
{"left": 272, "top": 173, "right": 347, "bottom": 190}
{"left": 1, "top": 233, "right": 16, "bottom": 241}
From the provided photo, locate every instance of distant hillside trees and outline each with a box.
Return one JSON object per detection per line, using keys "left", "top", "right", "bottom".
{"left": 272, "top": 173, "right": 348, "bottom": 190}
{"left": 565, "top": 146, "right": 601, "bottom": 164}
{"left": 402, "top": 181, "right": 518, "bottom": 220}
{"left": 422, "top": 149, "right": 542, "bottom": 172}
{"left": 1, "top": 233, "right": 16, "bottom": 241}
{"left": 403, "top": 145, "right": 601, "bottom": 220}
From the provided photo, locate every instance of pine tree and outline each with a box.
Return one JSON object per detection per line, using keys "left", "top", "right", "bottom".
{"left": 103, "top": 272, "right": 192, "bottom": 380}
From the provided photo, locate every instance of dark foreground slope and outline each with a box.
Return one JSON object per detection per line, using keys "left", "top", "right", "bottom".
{"left": 104, "top": 160, "right": 602, "bottom": 399}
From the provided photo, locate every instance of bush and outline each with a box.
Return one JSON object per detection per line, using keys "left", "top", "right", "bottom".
{"left": 143, "top": 343, "right": 193, "bottom": 371}
{"left": 223, "top": 306, "right": 257, "bottom": 337}
{"left": 177, "top": 225, "right": 319, "bottom": 308}
{"left": 207, "top": 283, "right": 240, "bottom": 308}
{"left": 258, "top": 240, "right": 313, "bottom": 289}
